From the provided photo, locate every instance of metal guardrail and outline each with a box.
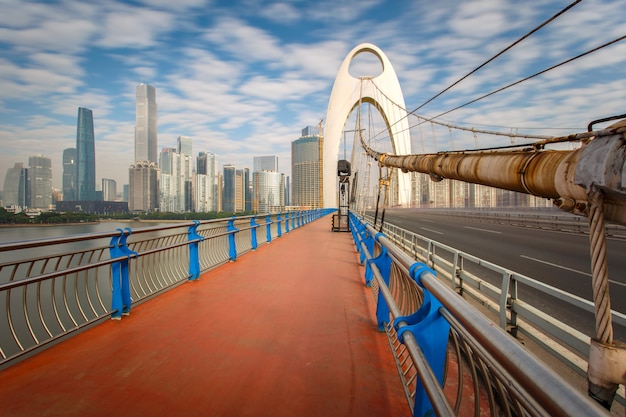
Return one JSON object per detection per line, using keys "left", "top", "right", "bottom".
{"left": 365, "top": 213, "right": 626, "bottom": 410}
{"left": 417, "top": 209, "right": 626, "bottom": 237}
{"left": 350, "top": 212, "right": 611, "bottom": 416}
{"left": 0, "top": 210, "right": 333, "bottom": 369}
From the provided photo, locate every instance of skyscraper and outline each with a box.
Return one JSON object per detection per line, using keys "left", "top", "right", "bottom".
{"left": 197, "top": 152, "right": 219, "bottom": 212}
{"left": 135, "top": 84, "right": 158, "bottom": 164}
{"left": 177, "top": 136, "right": 192, "bottom": 157}
{"left": 129, "top": 162, "right": 159, "bottom": 212}
{"left": 76, "top": 107, "right": 96, "bottom": 201}
{"left": 62, "top": 148, "right": 76, "bottom": 201}
{"left": 253, "top": 171, "right": 284, "bottom": 214}
{"left": 102, "top": 178, "right": 117, "bottom": 201}
{"left": 291, "top": 127, "right": 323, "bottom": 209}
{"left": 3, "top": 163, "right": 28, "bottom": 208}
{"left": 28, "top": 155, "right": 53, "bottom": 209}
{"left": 222, "top": 165, "right": 236, "bottom": 213}
{"left": 253, "top": 156, "right": 278, "bottom": 173}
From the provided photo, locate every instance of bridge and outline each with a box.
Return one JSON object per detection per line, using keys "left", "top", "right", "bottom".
{"left": 2, "top": 32, "right": 626, "bottom": 415}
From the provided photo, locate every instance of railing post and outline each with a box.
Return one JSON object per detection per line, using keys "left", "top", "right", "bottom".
{"left": 394, "top": 263, "right": 449, "bottom": 417}
{"left": 109, "top": 228, "right": 136, "bottom": 319}
{"left": 285, "top": 212, "right": 290, "bottom": 233}
{"left": 250, "top": 216, "right": 258, "bottom": 250}
{"left": 297, "top": 211, "right": 302, "bottom": 228}
{"left": 187, "top": 220, "right": 204, "bottom": 280}
{"left": 227, "top": 217, "right": 238, "bottom": 261}
{"left": 277, "top": 213, "right": 282, "bottom": 237}
{"left": 292, "top": 211, "right": 296, "bottom": 230}
{"left": 369, "top": 233, "right": 392, "bottom": 331}
{"left": 265, "top": 214, "right": 272, "bottom": 243}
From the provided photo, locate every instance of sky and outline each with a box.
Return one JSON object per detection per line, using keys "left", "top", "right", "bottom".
{"left": 1, "top": 0, "right": 625, "bottom": 191}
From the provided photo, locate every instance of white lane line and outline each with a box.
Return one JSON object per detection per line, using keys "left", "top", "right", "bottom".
{"left": 520, "top": 255, "right": 626, "bottom": 287}
{"left": 420, "top": 227, "right": 444, "bottom": 235}
{"left": 464, "top": 226, "right": 501, "bottom": 234}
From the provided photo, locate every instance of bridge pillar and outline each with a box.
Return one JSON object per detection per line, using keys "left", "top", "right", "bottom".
{"left": 324, "top": 43, "right": 412, "bottom": 208}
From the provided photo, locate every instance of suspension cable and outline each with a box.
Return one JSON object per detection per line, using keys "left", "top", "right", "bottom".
{"left": 409, "top": 0, "right": 582, "bottom": 114}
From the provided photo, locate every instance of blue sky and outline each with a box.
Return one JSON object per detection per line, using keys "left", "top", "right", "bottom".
{"left": 1, "top": 0, "right": 625, "bottom": 190}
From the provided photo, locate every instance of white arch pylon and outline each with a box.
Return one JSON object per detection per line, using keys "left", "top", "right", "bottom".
{"left": 323, "top": 43, "right": 412, "bottom": 208}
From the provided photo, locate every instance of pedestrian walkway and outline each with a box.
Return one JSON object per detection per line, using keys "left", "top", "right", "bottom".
{"left": 0, "top": 216, "right": 408, "bottom": 417}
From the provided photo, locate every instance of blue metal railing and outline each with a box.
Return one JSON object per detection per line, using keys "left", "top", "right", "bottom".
{"left": 349, "top": 212, "right": 609, "bottom": 417}
{"left": 0, "top": 209, "right": 333, "bottom": 368}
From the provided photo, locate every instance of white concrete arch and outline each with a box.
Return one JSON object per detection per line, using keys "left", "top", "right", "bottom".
{"left": 323, "top": 43, "right": 412, "bottom": 208}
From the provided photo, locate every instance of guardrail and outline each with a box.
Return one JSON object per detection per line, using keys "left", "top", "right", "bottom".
{"left": 366, "top": 213, "right": 626, "bottom": 409}
{"left": 415, "top": 209, "right": 626, "bottom": 237}
{"left": 0, "top": 209, "right": 333, "bottom": 369}
{"left": 350, "top": 212, "right": 611, "bottom": 416}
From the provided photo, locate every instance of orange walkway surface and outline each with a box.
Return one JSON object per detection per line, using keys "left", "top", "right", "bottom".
{"left": 0, "top": 216, "right": 408, "bottom": 417}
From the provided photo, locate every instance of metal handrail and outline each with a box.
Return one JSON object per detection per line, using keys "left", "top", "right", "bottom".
{"left": 0, "top": 210, "right": 332, "bottom": 368}
{"left": 350, "top": 213, "right": 609, "bottom": 416}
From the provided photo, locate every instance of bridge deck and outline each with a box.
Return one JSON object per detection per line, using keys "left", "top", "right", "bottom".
{"left": 0, "top": 217, "right": 408, "bottom": 417}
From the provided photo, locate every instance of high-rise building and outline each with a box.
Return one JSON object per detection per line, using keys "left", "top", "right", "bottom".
{"left": 222, "top": 165, "right": 236, "bottom": 213}
{"left": 177, "top": 136, "right": 192, "bottom": 157}
{"left": 253, "top": 171, "right": 284, "bottom": 214}
{"left": 62, "top": 148, "right": 76, "bottom": 201}
{"left": 76, "top": 107, "right": 96, "bottom": 201}
{"left": 102, "top": 179, "right": 117, "bottom": 201}
{"left": 3, "top": 163, "right": 28, "bottom": 208}
{"left": 197, "top": 152, "right": 219, "bottom": 212}
{"left": 28, "top": 155, "right": 53, "bottom": 209}
{"left": 253, "top": 156, "right": 278, "bottom": 173}
{"left": 159, "top": 146, "right": 193, "bottom": 212}
{"left": 129, "top": 162, "right": 159, "bottom": 212}
{"left": 291, "top": 127, "right": 323, "bottom": 209}
{"left": 135, "top": 84, "right": 158, "bottom": 164}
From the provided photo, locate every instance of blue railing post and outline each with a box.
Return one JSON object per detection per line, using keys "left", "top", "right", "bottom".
{"left": 227, "top": 217, "right": 238, "bottom": 261}
{"left": 265, "top": 214, "right": 272, "bottom": 243}
{"left": 291, "top": 211, "right": 296, "bottom": 230}
{"left": 285, "top": 212, "right": 290, "bottom": 233}
{"left": 395, "top": 263, "right": 449, "bottom": 417}
{"left": 297, "top": 211, "right": 302, "bottom": 228}
{"left": 109, "top": 228, "right": 136, "bottom": 319}
{"left": 187, "top": 221, "right": 204, "bottom": 280}
{"left": 250, "top": 216, "right": 258, "bottom": 250}
{"left": 277, "top": 213, "right": 282, "bottom": 238}
{"left": 367, "top": 233, "right": 392, "bottom": 331}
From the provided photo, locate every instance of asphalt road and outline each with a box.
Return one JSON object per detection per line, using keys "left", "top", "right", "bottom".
{"left": 375, "top": 208, "right": 626, "bottom": 341}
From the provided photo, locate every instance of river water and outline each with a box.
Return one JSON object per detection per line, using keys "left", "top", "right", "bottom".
{"left": 0, "top": 221, "right": 171, "bottom": 244}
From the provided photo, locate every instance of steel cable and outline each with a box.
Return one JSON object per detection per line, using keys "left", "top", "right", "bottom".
{"left": 587, "top": 186, "right": 613, "bottom": 344}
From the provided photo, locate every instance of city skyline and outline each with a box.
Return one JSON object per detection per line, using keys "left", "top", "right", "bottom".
{"left": 1, "top": 1, "right": 625, "bottom": 191}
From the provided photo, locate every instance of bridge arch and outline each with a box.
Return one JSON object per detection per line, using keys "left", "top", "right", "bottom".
{"left": 323, "top": 43, "right": 412, "bottom": 208}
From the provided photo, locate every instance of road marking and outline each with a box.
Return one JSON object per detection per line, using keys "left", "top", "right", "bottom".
{"left": 464, "top": 226, "right": 501, "bottom": 234}
{"left": 420, "top": 227, "right": 444, "bottom": 235}
{"left": 520, "top": 255, "right": 626, "bottom": 287}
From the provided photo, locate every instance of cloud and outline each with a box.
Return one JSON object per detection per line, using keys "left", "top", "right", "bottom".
{"left": 96, "top": 7, "right": 175, "bottom": 49}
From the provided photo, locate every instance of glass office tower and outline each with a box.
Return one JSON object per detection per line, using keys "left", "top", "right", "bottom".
{"left": 76, "top": 107, "right": 96, "bottom": 201}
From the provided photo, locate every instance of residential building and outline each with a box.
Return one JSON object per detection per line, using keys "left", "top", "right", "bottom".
{"left": 222, "top": 164, "right": 236, "bottom": 213}
{"left": 129, "top": 162, "right": 159, "bottom": 212}
{"left": 28, "top": 155, "right": 53, "bottom": 209}
{"left": 102, "top": 179, "right": 117, "bottom": 201}
{"left": 3, "top": 163, "right": 28, "bottom": 209}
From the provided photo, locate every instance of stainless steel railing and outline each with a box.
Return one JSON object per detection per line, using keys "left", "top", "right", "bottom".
{"left": 350, "top": 212, "right": 610, "bottom": 416}
{"left": 0, "top": 210, "right": 330, "bottom": 369}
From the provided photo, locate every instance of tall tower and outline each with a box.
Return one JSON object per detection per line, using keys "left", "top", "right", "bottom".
{"left": 62, "top": 148, "right": 76, "bottom": 201}
{"left": 291, "top": 127, "right": 323, "bottom": 209}
{"left": 76, "top": 107, "right": 96, "bottom": 201}
{"left": 222, "top": 164, "right": 236, "bottom": 213}
{"left": 253, "top": 156, "right": 278, "bottom": 173}
{"left": 135, "top": 84, "right": 158, "bottom": 164}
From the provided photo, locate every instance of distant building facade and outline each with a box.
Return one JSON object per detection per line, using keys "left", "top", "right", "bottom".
{"left": 253, "top": 156, "right": 278, "bottom": 173}
{"left": 196, "top": 151, "right": 219, "bottom": 212}
{"left": 135, "top": 84, "right": 158, "bottom": 164}
{"left": 291, "top": 127, "right": 323, "bottom": 209}
{"left": 102, "top": 178, "right": 117, "bottom": 201}
{"left": 28, "top": 155, "right": 53, "bottom": 209}
{"left": 222, "top": 165, "right": 236, "bottom": 213}
{"left": 3, "top": 163, "right": 28, "bottom": 209}
{"left": 62, "top": 148, "right": 76, "bottom": 201}
{"left": 253, "top": 171, "right": 284, "bottom": 214}
{"left": 129, "top": 162, "right": 159, "bottom": 212}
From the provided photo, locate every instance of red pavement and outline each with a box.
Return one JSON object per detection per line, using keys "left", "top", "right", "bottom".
{"left": 0, "top": 216, "right": 409, "bottom": 417}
